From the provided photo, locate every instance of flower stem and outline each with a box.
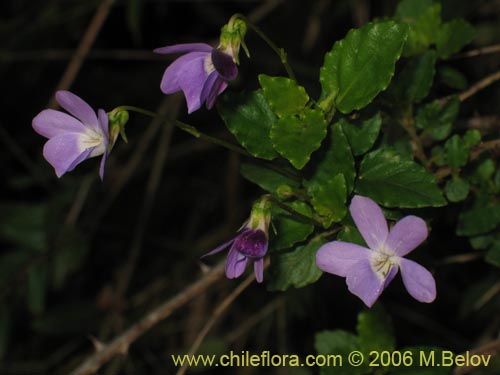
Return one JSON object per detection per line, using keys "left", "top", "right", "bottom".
{"left": 234, "top": 14, "right": 296, "bottom": 81}
{"left": 268, "top": 196, "right": 324, "bottom": 227}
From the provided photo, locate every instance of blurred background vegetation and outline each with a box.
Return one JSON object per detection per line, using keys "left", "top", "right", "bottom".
{"left": 0, "top": 0, "right": 499, "bottom": 374}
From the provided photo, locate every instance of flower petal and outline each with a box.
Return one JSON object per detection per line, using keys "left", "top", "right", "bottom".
{"left": 177, "top": 54, "right": 211, "bottom": 113}
{"left": 154, "top": 43, "right": 213, "bottom": 55}
{"left": 253, "top": 258, "right": 264, "bottom": 283}
{"left": 97, "top": 109, "right": 109, "bottom": 140}
{"left": 200, "top": 71, "right": 219, "bottom": 105}
{"left": 346, "top": 258, "right": 385, "bottom": 307}
{"left": 206, "top": 78, "right": 228, "bottom": 110}
{"left": 211, "top": 49, "right": 238, "bottom": 80}
{"left": 385, "top": 216, "right": 428, "bottom": 256}
{"left": 32, "top": 109, "right": 86, "bottom": 138}
{"left": 43, "top": 133, "right": 90, "bottom": 177}
{"left": 159, "top": 52, "right": 209, "bottom": 95}
{"left": 55, "top": 91, "right": 98, "bottom": 129}
{"left": 399, "top": 258, "right": 436, "bottom": 303}
{"left": 225, "top": 247, "right": 248, "bottom": 279}
{"left": 350, "top": 195, "right": 388, "bottom": 251}
{"left": 316, "top": 241, "right": 371, "bottom": 277}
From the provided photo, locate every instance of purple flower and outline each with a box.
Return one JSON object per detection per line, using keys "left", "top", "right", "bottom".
{"left": 203, "top": 227, "right": 268, "bottom": 283}
{"left": 154, "top": 43, "right": 238, "bottom": 113}
{"left": 316, "top": 195, "right": 436, "bottom": 307}
{"left": 32, "top": 91, "right": 110, "bottom": 180}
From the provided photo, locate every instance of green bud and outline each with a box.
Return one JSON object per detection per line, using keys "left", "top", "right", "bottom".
{"left": 218, "top": 15, "right": 248, "bottom": 64}
{"left": 276, "top": 184, "right": 293, "bottom": 199}
{"left": 107, "top": 109, "right": 130, "bottom": 149}
{"left": 248, "top": 196, "right": 272, "bottom": 233}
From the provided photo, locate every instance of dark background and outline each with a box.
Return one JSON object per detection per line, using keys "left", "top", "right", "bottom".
{"left": 0, "top": 0, "right": 499, "bottom": 374}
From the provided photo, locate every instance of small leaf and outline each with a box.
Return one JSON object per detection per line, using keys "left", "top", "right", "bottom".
{"left": 416, "top": 98, "right": 460, "bottom": 141}
{"left": 391, "top": 50, "right": 437, "bottom": 103}
{"left": 340, "top": 112, "right": 382, "bottom": 156}
{"left": 240, "top": 163, "right": 300, "bottom": 197}
{"left": 267, "top": 236, "right": 326, "bottom": 291}
{"left": 439, "top": 66, "right": 467, "bottom": 90}
{"left": 444, "top": 135, "right": 469, "bottom": 168}
{"left": 457, "top": 194, "right": 500, "bottom": 236}
{"left": 309, "top": 174, "right": 347, "bottom": 226}
{"left": 305, "top": 122, "right": 356, "bottom": 194}
{"left": 320, "top": 21, "right": 408, "bottom": 113}
{"left": 486, "top": 243, "right": 500, "bottom": 268}
{"left": 395, "top": 0, "right": 442, "bottom": 56}
{"left": 355, "top": 149, "right": 446, "bottom": 208}
{"left": 463, "top": 129, "right": 481, "bottom": 147}
{"left": 259, "top": 75, "right": 309, "bottom": 117}
{"left": 436, "top": 19, "right": 476, "bottom": 59}
{"left": 219, "top": 90, "right": 278, "bottom": 160}
{"left": 271, "top": 201, "right": 314, "bottom": 250}
{"left": 270, "top": 109, "right": 327, "bottom": 169}
{"left": 357, "top": 306, "right": 396, "bottom": 352}
{"left": 445, "top": 177, "right": 470, "bottom": 202}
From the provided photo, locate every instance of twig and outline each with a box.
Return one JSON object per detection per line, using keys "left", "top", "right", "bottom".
{"left": 459, "top": 70, "right": 500, "bottom": 102}
{"left": 175, "top": 262, "right": 268, "bottom": 375}
{"left": 473, "top": 281, "right": 500, "bottom": 311}
{"left": 69, "top": 262, "right": 226, "bottom": 375}
{"left": 452, "top": 43, "right": 500, "bottom": 59}
{"left": 401, "top": 111, "right": 430, "bottom": 169}
{"left": 48, "top": 0, "right": 115, "bottom": 108}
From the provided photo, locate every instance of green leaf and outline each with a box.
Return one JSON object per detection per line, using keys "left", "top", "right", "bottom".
{"left": 309, "top": 174, "right": 347, "bottom": 226}
{"left": 337, "top": 223, "right": 366, "bottom": 247}
{"left": 315, "top": 330, "right": 365, "bottom": 375}
{"left": 395, "top": 0, "right": 442, "bottom": 56}
{"left": 267, "top": 236, "right": 326, "bottom": 291}
{"left": 219, "top": 90, "right": 278, "bottom": 160}
{"left": 340, "top": 112, "right": 382, "bottom": 156}
{"left": 320, "top": 21, "right": 408, "bottom": 113}
{"left": 305, "top": 122, "right": 356, "bottom": 195}
{"left": 271, "top": 201, "right": 314, "bottom": 250}
{"left": 445, "top": 177, "right": 470, "bottom": 202}
{"left": 27, "top": 262, "right": 48, "bottom": 315}
{"left": 240, "top": 163, "right": 300, "bottom": 197}
{"left": 392, "top": 50, "right": 437, "bottom": 102}
{"left": 416, "top": 98, "right": 460, "bottom": 141}
{"left": 444, "top": 135, "right": 469, "bottom": 168}
{"left": 486, "top": 243, "right": 500, "bottom": 267}
{"left": 259, "top": 75, "right": 309, "bottom": 117}
{"left": 439, "top": 66, "right": 467, "bottom": 90}
{"left": 436, "top": 19, "right": 476, "bottom": 59}
{"left": 270, "top": 109, "right": 327, "bottom": 169}
{"left": 474, "top": 159, "right": 496, "bottom": 182}
{"left": 463, "top": 129, "right": 481, "bottom": 147}
{"left": 357, "top": 306, "right": 396, "bottom": 352}
{"left": 457, "top": 194, "right": 500, "bottom": 236}
{"left": 356, "top": 149, "right": 446, "bottom": 208}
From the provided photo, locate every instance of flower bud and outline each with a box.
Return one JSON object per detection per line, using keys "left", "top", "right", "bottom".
{"left": 218, "top": 16, "right": 248, "bottom": 64}
{"left": 108, "top": 109, "right": 130, "bottom": 149}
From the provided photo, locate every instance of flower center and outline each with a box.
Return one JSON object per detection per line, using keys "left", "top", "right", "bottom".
{"left": 370, "top": 249, "right": 398, "bottom": 280}
{"left": 81, "top": 128, "right": 106, "bottom": 157}
{"left": 234, "top": 229, "right": 268, "bottom": 259}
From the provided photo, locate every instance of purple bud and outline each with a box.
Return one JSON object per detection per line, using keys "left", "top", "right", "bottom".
{"left": 234, "top": 229, "right": 268, "bottom": 259}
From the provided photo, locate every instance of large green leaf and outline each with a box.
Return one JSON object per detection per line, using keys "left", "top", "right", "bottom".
{"left": 357, "top": 306, "right": 396, "bottom": 352}
{"left": 270, "top": 109, "right": 327, "bottom": 169}
{"left": 320, "top": 21, "right": 408, "bottom": 113}
{"left": 271, "top": 201, "right": 314, "bottom": 250}
{"left": 436, "top": 19, "right": 475, "bottom": 59}
{"left": 219, "top": 90, "right": 278, "bottom": 160}
{"left": 340, "top": 112, "right": 382, "bottom": 156}
{"left": 355, "top": 149, "right": 446, "bottom": 207}
{"left": 309, "top": 174, "right": 347, "bottom": 227}
{"left": 391, "top": 50, "right": 437, "bottom": 103}
{"left": 240, "top": 163, "right": 300, "bottom": 197}
{"left": 259, "top": 75, "right": 309, "bottom": 118}
{"left": 395, "top": 0, "right": 441, "bottom": 56}
{"left": 267, "top": 236, "right": 326, "bottom": 291}
{"left": 305, "top": 122, "right": 356, "bottom": 195}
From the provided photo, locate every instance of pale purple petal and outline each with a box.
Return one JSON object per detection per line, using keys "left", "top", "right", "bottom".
{"left": 55, "top": 91, "right": 98, "bottom": 128}
{"left": 315, "top": 241, "right": 371, "bottom": 277}
{"left": 399, "top": 258, "right": 436, "bottom": 303}
{"left": 97, "top": 109, "right": 109, "bottom": 139}
{"left": 177, "top": 54, "right": 211, "bottom": 113}
{"left": 211, "top": 49, "right": 238, "bottom": 80}
{"left": 254, "top": 258, "right": 264, "bottom": 283}
{"left": 154, "top": 43, "right": 213, "bottom": 55}
{"left": 350, "top": 195, "right": 388, "bottom": 251}
{"left": 225, "top": 247, "right": 248, "bottom": 279}
{"left": 383, "top": 265, "right": 398, "bottom": 288}
{"left": 385, "top": 216, "right": 428, "bottom": 256}
{"left": 201, "top": 237, "right": 236, "bottom": 258}
{"left": 346, "top": 258, "right": 385, "bottom": 307}
{"left": 159, "top": 52, "right": 208, "bottom": 94}
{"left": 32, "top": 109, "right": 86, "bottom": 138}
{"left": 200, "top": 71, "right": 219, "bottom": 105}
{"left": 67, "top": 147, "right": 94, "bottom": 173}
{"left": 206, "top": 79, "right": 228, "bottom": 110}
{"left": 43, "top": 133, "right": 88, "bottom": 177}
{"left": 98, "top": 147, "right": 107, "bottom": 181}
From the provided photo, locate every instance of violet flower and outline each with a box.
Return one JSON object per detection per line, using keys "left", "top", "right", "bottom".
{"left": 202, "top": 198, "right": 271, "bottom": 283}
{"left": 32, "top": 91, "right": 111, "bottom": 179}
{"left": 316, "top": 195, "right": 436, "bottom": 307}
{"left": 154, "top": 43, "right": 238, "bottom": 113}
